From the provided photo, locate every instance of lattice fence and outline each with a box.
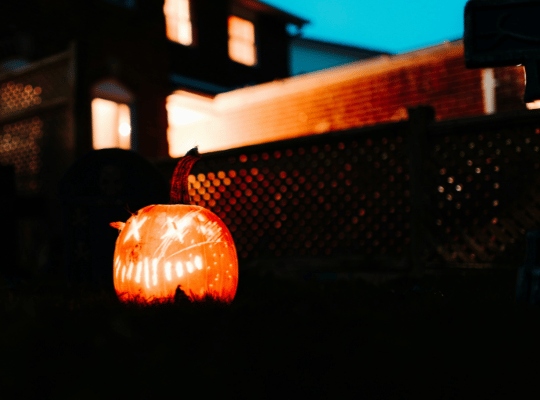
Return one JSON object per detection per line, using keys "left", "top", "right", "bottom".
{"left": 0, "top": 51, "right": 72, "bottom": 195}
{"left": 191, "top": 127, "right": 412, "bottom": 263}
{"left": 423, "top": 114, "right": 540, "bottom": 268}
{"left": 156, "top": 109, "right": 540, "bottom": 271}
{"left": 156, "top": 122, "right": 413, "bottom": 269}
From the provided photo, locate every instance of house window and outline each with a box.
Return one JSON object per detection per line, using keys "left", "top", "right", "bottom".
{"left": 91, "top": 79, "right": 134, "bottom": 150}
{"left": 228, "top": 15, "right": 256, "bottom": 66}
{"left": 164, "top": 0, "right": 193, "bottom": 46}
{"left": 91, "top": 99, "right": 132, "bottom": 150}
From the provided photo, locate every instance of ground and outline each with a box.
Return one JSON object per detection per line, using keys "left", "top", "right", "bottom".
{"left": 0, "top": 267, "right": 538, "bottom": 399}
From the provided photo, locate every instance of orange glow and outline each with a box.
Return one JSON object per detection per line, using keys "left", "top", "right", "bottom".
{"left": 228, "top": 16, "right": 256, "bottom": 66}
{"left": 166, "top": 42, "right": 468, "bottom": 157}
{"left": 91, "top": 98, "right": 131, "bottom": 150}
{"left": 164, "top": 0, "right": 192, "bottom": 45}
{"left": 112, "top": 204, "right": 238, "bottom": 304}
{"left": 527, "top": 100, "right": 540, "bottom": 110}
{"left": 166, "top": 91, "right": 214, "bottom": 157}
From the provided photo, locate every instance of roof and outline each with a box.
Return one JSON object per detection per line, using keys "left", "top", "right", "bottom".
{"left": 169, "top": 74, "right": 235, "bottom": 96}
{"left": 291, "top": 37, "right": 392, "bottom": 58}
{"left": 214, "top": 39, "right": 465, "bottom": 111}
{"left": 233, "top": 0, "right": 309, "bottom": 27}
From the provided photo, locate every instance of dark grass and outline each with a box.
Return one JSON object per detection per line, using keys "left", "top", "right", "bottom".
{"left": 1, "top": 268, "right": 539, "bottom": 399}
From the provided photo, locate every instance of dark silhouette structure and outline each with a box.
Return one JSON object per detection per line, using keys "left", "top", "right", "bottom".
{"left": 0, "top": 0, "right": 307, "bottom": 160}
{"left": 465, "top": 0, "right": 540, "bottom": 103}
{"left": 58, "top": 148, "right": 169, "bottom": 288}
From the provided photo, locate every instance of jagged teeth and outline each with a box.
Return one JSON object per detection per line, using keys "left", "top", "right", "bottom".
{"left": 117, "top": 255, "right": 209, "bottom": 286}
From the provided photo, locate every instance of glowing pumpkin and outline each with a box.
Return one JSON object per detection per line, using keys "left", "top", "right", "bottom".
{"left": 111, "top": 148, "right": 238, "bottom": 304}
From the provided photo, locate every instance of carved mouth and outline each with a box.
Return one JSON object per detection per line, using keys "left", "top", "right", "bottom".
{"left": 113, "top": 205, "right": 238, "bottom": 303}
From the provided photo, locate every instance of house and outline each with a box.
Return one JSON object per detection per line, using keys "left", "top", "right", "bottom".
{"left": 289, "top": 36, "right": 389, "bottom": 76}
{"left": 0, "top": 0, "right": 308, "bottom": 193}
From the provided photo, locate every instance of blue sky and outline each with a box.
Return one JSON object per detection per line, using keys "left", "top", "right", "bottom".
{"left": 263, "top": 0, "right": 469, "bottom": 54}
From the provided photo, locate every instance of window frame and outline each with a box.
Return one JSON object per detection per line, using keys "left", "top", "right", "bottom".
{"left": 90, "top": 79, "right": 136, "bottom": 151}
{"left": 227, "top": 3, "right": 258, "bottom": 67}
{"left": 228, "top": 14, "right": 258, "bottom": 67}
{"left": 163, "top": 0, "right": 195, "bottom": 47}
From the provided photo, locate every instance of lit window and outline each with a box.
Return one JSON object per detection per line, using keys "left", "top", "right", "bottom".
{"left": 228, "top": 16, "right": 256, "bottom": 66}
{"left": 164, "top": 0, "right": 193, "bottom": 46}
{"left": 91, "top": 98, "right": 131, "bottom": 150}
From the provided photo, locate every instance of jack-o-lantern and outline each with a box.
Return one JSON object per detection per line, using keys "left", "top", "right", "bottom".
{"left": 111, "top": 148, "right": 238, "bottom": 304}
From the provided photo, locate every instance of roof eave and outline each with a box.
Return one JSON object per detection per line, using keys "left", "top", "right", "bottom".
{"left": 233, "top": 0, "right": 309, "bottom": 26}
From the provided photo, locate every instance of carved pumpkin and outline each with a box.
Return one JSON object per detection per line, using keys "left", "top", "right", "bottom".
{"left": 111, "top": 148, "right": 238, "bottom": 304}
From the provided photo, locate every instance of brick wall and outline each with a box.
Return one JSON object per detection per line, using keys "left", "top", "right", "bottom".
{"left": 167, "top": 40, "right": 527, "bottom": 157}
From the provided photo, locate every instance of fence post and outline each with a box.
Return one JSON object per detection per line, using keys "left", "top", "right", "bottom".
{"left": 407, "top": 106, "right": 435, "bottom": 279}
{"left": 0, "top": 165, "right": 18, "bottom": 278}
{"left": 516, "top": 229, "right": 540, "bottom": 305}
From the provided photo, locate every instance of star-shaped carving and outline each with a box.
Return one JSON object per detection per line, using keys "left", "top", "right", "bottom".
{"left": 160, "top": 216, "right": 191, "bottom": 242}
{"left": 123, "top": 216, "right": 147, "bottom": 243}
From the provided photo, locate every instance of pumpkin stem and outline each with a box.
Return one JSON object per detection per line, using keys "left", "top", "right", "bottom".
{"left": 170, "top": 147, "right": 201, "bottom": 205}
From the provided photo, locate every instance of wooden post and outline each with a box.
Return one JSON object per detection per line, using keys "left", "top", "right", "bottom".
{"left": 0, "top": 165, "right": 18, "bottom": 278}
{"left": 516, "top": 229, "right": 540, "bottom": 306}
{"left": 407, "top": 106, "right": 435, "bottom": 279}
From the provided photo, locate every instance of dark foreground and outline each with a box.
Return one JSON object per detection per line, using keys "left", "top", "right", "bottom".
{"left": 1, "top": 268, "right": 539, "bottom": 400}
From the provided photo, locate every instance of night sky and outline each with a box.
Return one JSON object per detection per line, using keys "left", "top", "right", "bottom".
{"left": 264, "top": 0, "right": 469, "bottom": 54}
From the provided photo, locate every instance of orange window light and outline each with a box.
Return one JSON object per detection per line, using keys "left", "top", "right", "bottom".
{"left": 228, "top": 16, "right": 256, "bottom": 66}
{"left": 91, "top": 98, "right": 131, "bottom": 150}
{"left": 164, "top": 0, "right": 192, "bottom": 46}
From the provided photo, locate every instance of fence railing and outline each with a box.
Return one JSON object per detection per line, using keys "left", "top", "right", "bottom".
{"left": 155, "top": 111, "right": 416, "bottom": 271}
{"left": 153, "top": 107, "right": 540, "bottom": 273}
{"left": 0, "top": 46, "right": 74, "bottom": 195}
{"left": 0, "top": 46, "right": 74, "bottom": 278}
